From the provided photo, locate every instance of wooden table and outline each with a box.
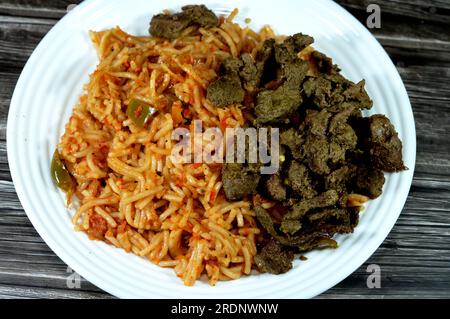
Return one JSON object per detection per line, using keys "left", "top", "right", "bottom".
{"left": 0, "top": 0, "right": 449, "bottom": 299}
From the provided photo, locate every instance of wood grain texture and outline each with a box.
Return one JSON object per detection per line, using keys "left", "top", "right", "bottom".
{"left": 0, "top": 0, "right": 449, "bottom": 299}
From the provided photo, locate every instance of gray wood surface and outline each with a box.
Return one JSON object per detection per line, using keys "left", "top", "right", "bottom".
{"left": 0, "top": 0, "right": 449, "bottom": 299}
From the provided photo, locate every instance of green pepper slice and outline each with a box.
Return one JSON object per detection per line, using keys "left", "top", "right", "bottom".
{"left": 50, "top": 150, "right": 74, "bottom": 193}
{"left": 126, "top": 99, "right": 154, "bottom": 127}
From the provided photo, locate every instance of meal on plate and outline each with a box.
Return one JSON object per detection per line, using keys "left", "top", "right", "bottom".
{"left": 51, "top": 5, "right": 405, "bottom": 286}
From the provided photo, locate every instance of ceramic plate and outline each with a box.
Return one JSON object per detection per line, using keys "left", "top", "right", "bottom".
{"left": 7, "top": 0, "right": 415, "bottom": 298}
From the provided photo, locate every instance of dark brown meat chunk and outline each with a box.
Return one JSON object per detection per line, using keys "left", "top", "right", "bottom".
{"left": 333, "top": 123, "right": 357, "bottom": 147}
{"left": 304, "top": 134, "right": 330, "bottom": 175}
{"left": 286, "top": 33, "right": 314, "bottom": 51}
{"left": 275, "top": 33, "right": 314, "bottom": 65}
{"left": 296, "top": 236, "right": 338, "bottom": 252}
{"left": 366, "top": 115, "right": 406, "bottom": 172}
{"left": 325, "top": 165, "right": 356, "bottom": 191}
{"left": 206, "top": 73, "right": 244, "bottom": 106}
{"left": 328, "top": 107, "right": 358, "bottom": 164}
{"left": 149, "top": 5, "right": 218, "bottom": 39}
{"left": 283, "top": 60, "right": 310, "bottom": 90}
{"left": 301, "top": 190, "right": 341, "bottom": 214}
{"left": 149, "top": 14, "right": 190, "bottom": 40}
{"left": 221, "top": 57, "right": 243, "bottom": 74}
{"left": 249, "top": 34, "right": 312, "bottom": 124}
{"left": 329, "top": 106, "right": 354, "bottom": 134}
{"left": 222, "top": 163, "right": 260, "bottom": 201}
{"left": 303, "top": 74, "right": 372, "bottom": 110}
{"left": 281, "top": 190, "right": 339, "bottom": 234}
{"left": 265, "top": 173, "right": 287, "bottom": 201}
{"left": 239, "top": 53, "right": 258, "bottom": 87}
{"left": 329, "top": 141, "right": 346, "bottom": 164}
{"left": 301, "top": 110, "right": 333, "bottom": 174}
{"left": 181, "top": 5, "right": 219, "bottom": 28}
{"left": 273, "top": 34, "right": 313, "bottom": 91}
{"left": 303, "top": 77, "right": 334, "bottom": 109}
{"left": 310, "top": 51, "right": 335, "bottom": 74}
{"left": 280, "top": 128, "right": 304, "bottom": 160}
{"left": 255, "top": 39, "right": 277, "bottom": 85}
{"left": 254, "top": 240, "right": 294, "bottom": 274}
{"left": 306, "top": 208, "right": 356, "bottom": 234}
{"left": 342, "top": 80, "right": 373, "bottom": 109}
{"left": 254, "top": 85, "right": 301, "bottom": 124}
{"left": 352, "top": 165, "right": 385, "bottom": 199}
{"left": 255, "top": 206, "right": 339, "bottom": 250}
{"left": 305, "top": 109, "right": 331, "bottom": 136}
{"left": 207, "top": 56, "right": 248, "bottom": 107}
{"left": 286, "top": 161, "right": 317, "bottom": 199}
{"left": 279, "top": 219, "right": 303, "bottom": 236}
{"left": 329, "top": 125, "right": 357, "bottom": 164}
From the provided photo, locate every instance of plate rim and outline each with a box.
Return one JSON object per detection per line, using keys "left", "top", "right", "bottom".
{"left": 7, "top": 0, "right": 416, "bottom": 298}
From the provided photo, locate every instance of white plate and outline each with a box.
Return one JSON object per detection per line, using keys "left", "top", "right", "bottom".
{"left": 7, "top": 0, "right": 416, "bottom": 298}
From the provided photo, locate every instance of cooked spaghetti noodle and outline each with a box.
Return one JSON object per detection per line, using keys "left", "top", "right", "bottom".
{"left": 58, "top": 9, "right": 275, "bottom": 286}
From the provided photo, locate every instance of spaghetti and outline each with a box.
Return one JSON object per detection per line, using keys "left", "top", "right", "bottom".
{"left": 57, "top": 9, "right": 275, "bottom": 286}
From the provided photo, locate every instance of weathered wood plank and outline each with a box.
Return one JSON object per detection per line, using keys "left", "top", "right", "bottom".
{"left": 0, "top": 0, "right": 80, "bottom": 19}
{"left": 1, "top": 0, "right": 450, "bottom": 23}
{"left": 0, "top": 17, "right": 54, "bottom": 72}
{"left": 336, "top": 0, "right": 450, "bottom": 24}
{"left": 0, "top": 283, "right": 113, "bottom": 299}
